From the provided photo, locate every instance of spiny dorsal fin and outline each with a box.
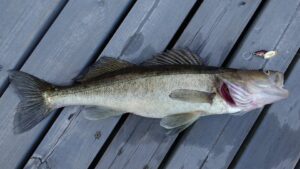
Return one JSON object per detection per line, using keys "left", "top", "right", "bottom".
{"left": 142, "top": 49, "right": 203, "bottom": 66}
{"left": 76, "top": 57, "right": 135, "bottom": 82}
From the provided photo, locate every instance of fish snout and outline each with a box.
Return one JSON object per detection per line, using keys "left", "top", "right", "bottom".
{"left": 252, "top": 85, "right": 289, "bottom": 107}
{"left": 267, "top": 87, "right": 289, "bottom": 100}
{"left": 268, "top": 71, "right": 284, "bottom": 88}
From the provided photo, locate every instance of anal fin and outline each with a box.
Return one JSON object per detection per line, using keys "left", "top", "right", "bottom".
{"left": 83, "top": 106, "right": 124, "bottom": 120}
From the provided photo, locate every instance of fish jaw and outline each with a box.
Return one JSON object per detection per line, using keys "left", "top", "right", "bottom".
{"left": 217, "top": 70, "right": 289, "bottom": 112}
{"left": 248, "top": 84, "right": 289, "bottom": 108}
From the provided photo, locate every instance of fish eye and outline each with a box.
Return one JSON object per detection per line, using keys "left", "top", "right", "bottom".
{"left": 263, "top": 70, "right": 271, "bottom": 76}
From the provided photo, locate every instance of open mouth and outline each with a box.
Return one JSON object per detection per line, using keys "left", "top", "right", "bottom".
{"left": 220, "top": 83, "right": 236, "bottom": 106}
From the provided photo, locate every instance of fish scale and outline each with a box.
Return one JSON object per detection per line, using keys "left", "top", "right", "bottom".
{"left": 50, "top": 73, "right": 218, "bottom": 118}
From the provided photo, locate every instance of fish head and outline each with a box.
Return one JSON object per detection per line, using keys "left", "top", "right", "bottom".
{"left": 217, "top": 69, "right": 288, "bottom": 112}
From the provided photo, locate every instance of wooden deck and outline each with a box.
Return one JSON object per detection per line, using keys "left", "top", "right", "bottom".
{"left": 0, "top": 0, "right": 300, "bottom": 168}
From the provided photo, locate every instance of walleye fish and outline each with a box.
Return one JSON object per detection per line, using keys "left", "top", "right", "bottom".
{"left": 9, "top": 50, "right": 289, "bottom": 134}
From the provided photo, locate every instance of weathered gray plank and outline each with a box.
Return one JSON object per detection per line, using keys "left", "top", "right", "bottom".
{"left": 97, "top": 115, "right": 177, "bottom": 169}
{"left": 24, "top": 0, "right": 197, "bottom": 169}
{"left": 0, "top": 0, "right": 133, "bottom": 168}
{"left": 233, "top": 54, "right": 300, "bottom": 169}
{"left": 296, "top": 160, "right": 300, "bottom": 169}
{"left": 96, "top": 0, "right": 262, "bottom": 168}
{"left": 0, "top": 0, "right": 67, "bottom": 92}
{"left": 165, "top": 0, "right": 300, "bottom": 169}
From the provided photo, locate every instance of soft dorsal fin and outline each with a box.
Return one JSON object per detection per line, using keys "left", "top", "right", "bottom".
{"left": 76, "top": 57, "right": 134, "bottom": 82}
{"left": 142, "top": 49, "right": 203, "bottom": 66}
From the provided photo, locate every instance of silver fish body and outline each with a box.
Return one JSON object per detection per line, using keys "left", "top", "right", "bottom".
{"left": 9, "top": 50, "right": 289, "bottom": 134}
{"left": 47, "top": 67, "right": 239, "bottom": 118}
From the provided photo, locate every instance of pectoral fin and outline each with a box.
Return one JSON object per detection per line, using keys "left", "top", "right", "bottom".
{"left": 83, "top": 106, "right": 124, "bottom": 120}
{"left": 169, "top": 89, "right": 215, "bottom": 104}
{"left": 160, "top": 111, "right": 205, "bottom": 134}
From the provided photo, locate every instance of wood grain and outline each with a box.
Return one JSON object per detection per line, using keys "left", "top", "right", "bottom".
{"left": 96, "top": 0, "right": 262, "bottom": 168}
{"left": 0, "top": 0, "right": 133, "bottom": 168}
{"left": 0, "top": 0, "right": 67, "bottom": 92}
{"left": 24, "top": 0, "right": 196, "bottom": 169}
{"left": 166, "top": 0, "right": 300, "bottom": 168}
{"left": 232, "top": 18, "right": 300, "bottom": 169}
{"left": 233, "top": 54, "right": 300, "bottom": 169}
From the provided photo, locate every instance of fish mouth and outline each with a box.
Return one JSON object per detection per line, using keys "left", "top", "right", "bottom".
{"left": 261, "top": 86, "right": 289, "bottom": 102}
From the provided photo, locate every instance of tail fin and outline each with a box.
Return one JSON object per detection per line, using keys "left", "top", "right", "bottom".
{"left": 8, "top": 71, "right": 54, "bottom": 134}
